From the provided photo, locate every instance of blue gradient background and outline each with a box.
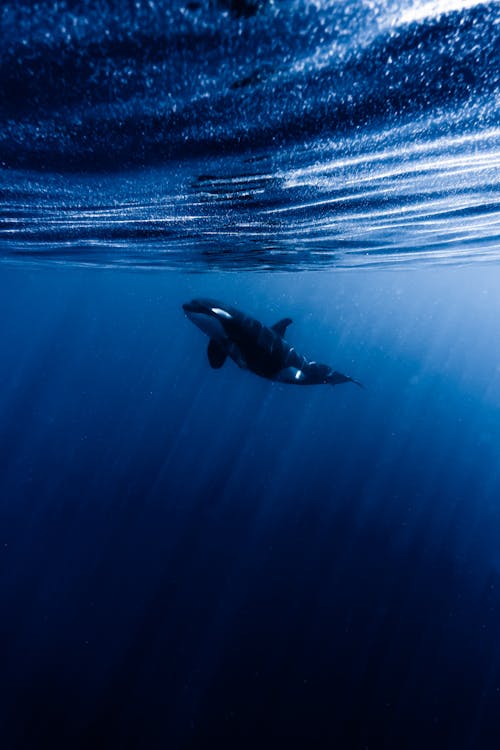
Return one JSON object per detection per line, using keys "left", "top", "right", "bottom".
{"left": 2, "top": 266, "right": 500, "bottom": 747}
{"left": 2, "top": 0, "right": 500, "bottom": 746}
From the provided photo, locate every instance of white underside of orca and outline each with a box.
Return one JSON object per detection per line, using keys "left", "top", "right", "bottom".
{"left": 187, "top": 311, "right": 227, "bottom": 342}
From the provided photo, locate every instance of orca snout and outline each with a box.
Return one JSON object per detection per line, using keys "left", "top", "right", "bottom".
{"left": 183, "top": 299, "right": 214, "bottom": 314}
{"left": 183, "top": 300, "right": 208, "bottom": 319}
{"left": 182, "top": 300, "right": 197, "bottom": 314}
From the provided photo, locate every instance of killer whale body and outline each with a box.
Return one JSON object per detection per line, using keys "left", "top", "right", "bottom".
{"left": 183, "top": 298, "right": 362, "bottom": 388}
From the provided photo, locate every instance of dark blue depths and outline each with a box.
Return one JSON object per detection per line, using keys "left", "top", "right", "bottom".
{"left": 1, "top": 0, "right": 500, "bottom": 745}
{"left": 1, "top": 266, "right": 500, "bottom": 749}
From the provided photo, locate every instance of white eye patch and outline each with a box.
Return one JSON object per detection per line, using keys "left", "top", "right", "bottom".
{"left": 211, "top": 307, "right": 232, "bottom": 319}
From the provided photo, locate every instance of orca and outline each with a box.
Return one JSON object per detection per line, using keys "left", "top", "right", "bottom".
{"left": 183, "top": 298, "right": 363, "bottom": 388}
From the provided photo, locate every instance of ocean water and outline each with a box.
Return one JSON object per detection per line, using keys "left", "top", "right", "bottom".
{"left": 1, "top": 1, "right": 500, "bottom": 748}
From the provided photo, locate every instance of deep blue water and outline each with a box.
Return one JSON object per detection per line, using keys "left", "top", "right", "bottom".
{"left": 1, "top": 0, "right": 500, "bottom": 748}
{"left": 3, "top": 266, "right": 500, "bottom": 748}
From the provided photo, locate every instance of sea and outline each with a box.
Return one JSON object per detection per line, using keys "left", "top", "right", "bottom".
{"left": 1, "top": 1, "right": 500, "bottom": 748}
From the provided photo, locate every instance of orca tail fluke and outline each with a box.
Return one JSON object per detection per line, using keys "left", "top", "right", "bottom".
{"left": 328, "top": 371, "right": 364, "bottom": 389}
{"left": 350, "top": 377, "right": 365, "bottom": 389}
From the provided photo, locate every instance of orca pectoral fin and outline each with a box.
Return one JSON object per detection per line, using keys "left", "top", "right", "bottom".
{"left": 207, "top": 339, "right": 227, "bottom": 369}
{"left": 271, "top": 317, "right": 292, "bottom": 337}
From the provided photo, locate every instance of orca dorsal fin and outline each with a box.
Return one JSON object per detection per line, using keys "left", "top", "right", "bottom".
{"left": 271, "top": 317, "right": 292, "bottom": 337}
{"left": 207, "top": 339, "right": 227, "bottom": 369}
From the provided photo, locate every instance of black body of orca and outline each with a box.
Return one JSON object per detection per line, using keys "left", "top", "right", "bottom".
{"left": 183, "top": 299, "right": 362, "bottom": 388}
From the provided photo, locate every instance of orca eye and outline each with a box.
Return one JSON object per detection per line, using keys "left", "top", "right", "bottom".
{"left": 211, "top": 307, "right": 232, "bottom": 319}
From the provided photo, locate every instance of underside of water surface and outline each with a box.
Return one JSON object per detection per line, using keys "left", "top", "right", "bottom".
{"left": 1, "top": 0, "right": 499, "bottom": 270}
